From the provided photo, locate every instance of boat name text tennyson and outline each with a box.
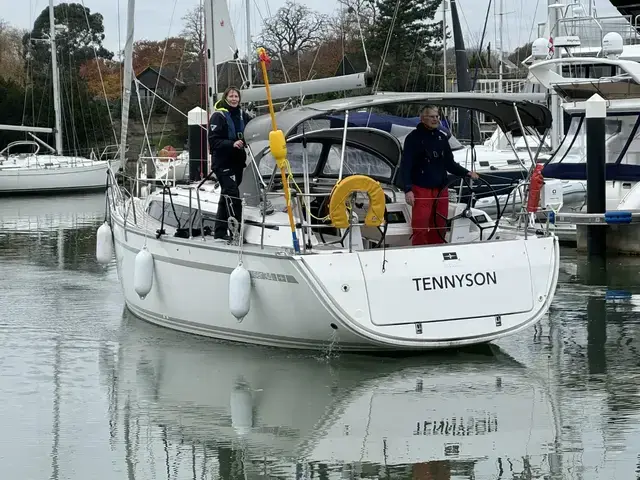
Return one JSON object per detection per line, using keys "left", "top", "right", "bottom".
{"left": 412, "top": 271, "right": 497, "bottom": 291}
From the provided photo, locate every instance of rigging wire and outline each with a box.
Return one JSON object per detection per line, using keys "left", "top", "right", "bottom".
{"left": 79, "top": 0, "right": 119, "bottom": 146}
{"left": 141, "top": 0, "right": 180, "bottom": 158}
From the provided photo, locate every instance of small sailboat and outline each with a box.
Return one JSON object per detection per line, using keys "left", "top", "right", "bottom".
{"left": 0, "top": 0, "right": 118, "bottom": 195}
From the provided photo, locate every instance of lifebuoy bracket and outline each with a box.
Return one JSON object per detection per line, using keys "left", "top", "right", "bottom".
{"left": 328, "top": 175, "right": 386, "bottom": 229}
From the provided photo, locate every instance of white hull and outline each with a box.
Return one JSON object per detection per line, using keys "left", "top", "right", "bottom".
{"left": 109, "top": 190, "right": 560, "bottom": 352}
{"left": 0, "top": 156, "right": 116, "bottom": 194}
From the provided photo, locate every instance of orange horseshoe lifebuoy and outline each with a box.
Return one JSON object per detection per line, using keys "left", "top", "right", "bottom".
{"left": 328, "top": 174, "right": 386, "bottom": 229}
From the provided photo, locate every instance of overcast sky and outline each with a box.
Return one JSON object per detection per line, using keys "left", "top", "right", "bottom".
{"left": 3, "top": 0, "right": 622, "bottom": 58}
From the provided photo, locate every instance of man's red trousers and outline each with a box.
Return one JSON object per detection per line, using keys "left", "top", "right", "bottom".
{"left": 411, "top": 185, "right": 449, "bottom": 246}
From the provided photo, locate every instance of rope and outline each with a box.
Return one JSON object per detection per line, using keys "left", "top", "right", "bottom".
{"left": 237, "top": 198, "right": 246, "bottom": 260}
{"left": 104, "top": 171, "right": 111, "bottom": 223}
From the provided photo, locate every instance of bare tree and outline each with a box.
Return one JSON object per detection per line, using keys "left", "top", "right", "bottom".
{"left": 180, "top": 4, "right": 205, "bottom": 60}
{"left": 328, "top": 0, "right": 378, "bottom": 51}
{"left": 0, "top": 19, "right": 27, "bottom": 84}
{"left": 256, "top": 0, "right": 329, "bottom": 57}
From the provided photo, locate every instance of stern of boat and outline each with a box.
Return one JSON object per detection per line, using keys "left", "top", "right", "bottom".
{"left": 295, "top": 236, "right": 559, "bottom": 349}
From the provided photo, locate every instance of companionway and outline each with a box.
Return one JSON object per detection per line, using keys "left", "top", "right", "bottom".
{"left": 412, "top": 271, "right": 497, "bottom": 291}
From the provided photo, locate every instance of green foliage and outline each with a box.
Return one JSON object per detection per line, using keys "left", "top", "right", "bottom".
{"left": 0, "top": 64, "right": 113, "bottom": 154}
{"left": 23, "top": 2, "right": 112, "bottom": 77}
{"left": 0, "top": 4, "right": 115, "bottom": 154}
{"left": 367, "top": 0, "right": 444, "bottom": 93}
{"left": 0, "top": 77, "right": 34, "bottom": 150}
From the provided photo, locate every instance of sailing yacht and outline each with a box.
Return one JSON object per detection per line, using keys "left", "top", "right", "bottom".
{"left": 96, "top": 0, "right": 559, "bottom": 352}
{"left": 0, "top": 0, "right": 118, "bottom": 195}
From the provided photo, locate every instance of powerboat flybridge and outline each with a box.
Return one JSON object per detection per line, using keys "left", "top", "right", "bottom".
{"left": 97, "top": 92, "right": 559, "bottom": 352}
{"left": 497, "top": 32, "right": 640, "bottom": 242}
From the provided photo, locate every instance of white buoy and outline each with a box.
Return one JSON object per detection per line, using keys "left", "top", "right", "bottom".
{"left": 229, "top": 263, "right": 251, "bottom": 321}
{"left": 96, "top": 222, "right": 113, "bottom": 264}
{"left": 134, "top": 247, "right": 154, "bottom": 299}
{"left": 230, "top": 385, "right": 253, "bottom": 435}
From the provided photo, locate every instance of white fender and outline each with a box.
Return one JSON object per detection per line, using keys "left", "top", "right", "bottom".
{"left": 134, "top": 247, "right": 154, "bottom": 299}
{"left": 230, "top": 385, "right": 253, "bottom": 435}
{"left": 229, "top": 264, "right": 251, "bottom": 320}
{"left": 96, "top": 222, "right": 113, "bottom": 265}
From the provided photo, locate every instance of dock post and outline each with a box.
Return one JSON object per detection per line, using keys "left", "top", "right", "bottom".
{"left": 585, "top": 93, "right": 607, "bottom": 258}
{"left": 188, "top": 107, "right": 209, "bottom": 182}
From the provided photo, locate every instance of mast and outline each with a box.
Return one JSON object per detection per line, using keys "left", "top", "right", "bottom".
{"left": 245, "top": 0, "right": 252, "bottom": 88}
{"left": 49, "top": 0, "right": 63, "bottom": 155}
{"left": 119, "top": 0, "right": 136, "bottom": 166}
{"left": 547, "top": 1, "right": 563, "bottom": 150}
{"left": 498, "top": 0, "right": 504, "bottom": 93}
{"left": 203, "top": 0, "right": 219, "bottom": 113}
{"left": 442, "top": 0, "right": 447, "bottom": 92}
{"left": 449, "top": 0, "right": 476, "bottom": 141}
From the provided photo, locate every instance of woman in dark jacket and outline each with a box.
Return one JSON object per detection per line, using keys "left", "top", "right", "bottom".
{"left": 208, "top": 86, "right": 253, "bottom": 241}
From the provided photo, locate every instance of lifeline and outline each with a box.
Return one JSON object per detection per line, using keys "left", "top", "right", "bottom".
{"left": 412, "top": 271, "right": 497, "bottom": 292}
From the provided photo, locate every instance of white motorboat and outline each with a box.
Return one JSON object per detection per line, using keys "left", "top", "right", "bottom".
{"left": 496, "top": 33, "right": 640, "bottom": 244}
{"left": 98, "top": 92, "right": 560, "bottom": 352}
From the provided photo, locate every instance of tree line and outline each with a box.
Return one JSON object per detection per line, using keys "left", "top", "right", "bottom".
{"left": 0, "top": 0, "right": 531, "bottom": 154}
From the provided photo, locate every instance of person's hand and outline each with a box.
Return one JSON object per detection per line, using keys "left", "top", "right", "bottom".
{"left": 468, "top": 171, "right": 479, "bottom": 180}
{"left": 233, "top": 140, "right": 244, "bottom": 149}
{"left": 405, "top": 191, "right": 415, "bottom": 207}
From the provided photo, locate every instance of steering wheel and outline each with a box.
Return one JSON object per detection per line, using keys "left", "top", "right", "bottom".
{"left": 432, "top": 174, "right": 501, "bottom": 243}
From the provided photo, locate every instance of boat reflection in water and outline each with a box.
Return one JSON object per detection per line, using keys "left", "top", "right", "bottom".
{"left": 106, "top": 309, "right": 560, "bottom": 479}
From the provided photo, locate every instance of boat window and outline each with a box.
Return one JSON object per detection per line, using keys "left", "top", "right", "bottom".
{"left": 606, "top": 118, "right": 626, "bottom": 162}
{"left": 551, "top": 115, "right": 631, "bottom": 164}
{"left": 550, "top": 116, "right": 584, "bottom": 164}
{"left": 561, "top": 64, "right": 616, "bottom": 79}
{"left": 617, "top": 115, "right": 640, "bottom": 165}
{"left": 259, "top": 141, "right": 323, "bottom": 176}
{"left": 292, "top": 119, "right": 330, "bottom": 134}
{"left": 606, "top": 118, "right": 622, "bottom": 136}
{"left": 323, "top": 145, "right": 392, "bottom": 178}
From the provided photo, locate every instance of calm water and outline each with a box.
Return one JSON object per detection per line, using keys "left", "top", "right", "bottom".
{"left": 1, "top": 193, "right": 640, "bottom": 479}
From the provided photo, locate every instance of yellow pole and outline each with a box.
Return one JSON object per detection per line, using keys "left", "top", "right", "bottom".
{"left": 257, "top": 47, "right": 300, "bottom": 253}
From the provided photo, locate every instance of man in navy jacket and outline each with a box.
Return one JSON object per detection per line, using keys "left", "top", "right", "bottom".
{"left": 400, "top": 105, "right": 479, "bottom": 245}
